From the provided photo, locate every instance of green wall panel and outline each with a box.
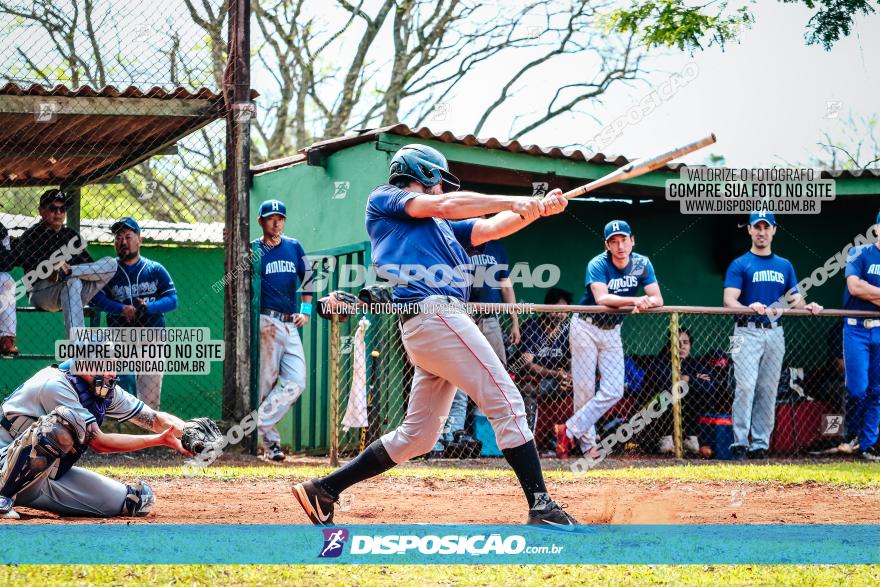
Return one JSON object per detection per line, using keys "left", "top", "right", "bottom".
{"left": 0, "top": 244, "right": 225, "bottom": 421}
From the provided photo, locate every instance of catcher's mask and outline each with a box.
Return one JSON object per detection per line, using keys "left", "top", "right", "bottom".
{"left": 389, "top": 144, "right": 460, "bottom": 193}
{"left": 92, "top": 373, "right": 119, "bottom": 399}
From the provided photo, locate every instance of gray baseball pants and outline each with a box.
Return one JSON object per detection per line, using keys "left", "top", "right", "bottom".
{"left": 731, "top": 324, "right": 786, "bottom": 450}
{"left": 381, "top": 297, "right": 532, "bottom": 463}
{"left": 29, "top": 257, "right": 117, "bottom": 337}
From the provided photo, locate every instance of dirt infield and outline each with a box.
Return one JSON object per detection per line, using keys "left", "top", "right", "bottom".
{"left": 7, "top": 474, "right": 880, "bottom": 525}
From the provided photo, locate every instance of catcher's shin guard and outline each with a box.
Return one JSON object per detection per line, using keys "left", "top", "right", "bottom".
{"left": 122, "top": 481, "right": 155, "bottom": 517}
{"left": 0, "top": 407, "right": 87, "bottom": 500}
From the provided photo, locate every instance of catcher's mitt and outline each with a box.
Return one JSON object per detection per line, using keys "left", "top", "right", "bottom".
{"left": 317, "top": 290, "right": 360, "bottom": 321}
{"left": 181, "top": 417, "right": 223, "bottom": 455}
{"left": 358, "top": 284, "right": 393, "bottom": 305}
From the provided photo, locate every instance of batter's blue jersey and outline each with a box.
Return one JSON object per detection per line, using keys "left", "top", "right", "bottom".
{"left": 467, "top": 240, "right": 509, "bottom": 304}
{"left": 844, "top": 244, "right": 880, "bottom": 312}
{"left": 580, "top": 252, "right": 657, "bottom": 326}
{"left": 724, "top": 252, "right": 799, "bottom": 324}
{"left": 91, "top": 257, "right": 177, "bottom": 327}
{"left": 366, "top": 184, "right": 476, "bottom": 303}
{"left": 255, "top": 236, "right": 307, "bottom": 315}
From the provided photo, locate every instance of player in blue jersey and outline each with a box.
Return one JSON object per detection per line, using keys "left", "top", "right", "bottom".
{"left": 842, "top": 210, "right": 880, "bottom": 461}
{"left": 723, "top": 210, "right": 822, "bottom": 460}
{"left": 254, "top": 199, "right": 312, "bottom": 461}
{"left": 294, "top": 144, "right": 577, "bottom": 527}
{"left": 91, "top": 218, "right": 178, "bottom": 408}
{"left": 556, "top": 220, "right": 664, "bottom": 459}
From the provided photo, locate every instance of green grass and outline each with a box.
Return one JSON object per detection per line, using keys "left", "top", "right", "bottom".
{"left": 2, "top": 564, "right": 878, "bottom": 586}
{"left": 87, "top": 461, "right": 880, "bottom": 488}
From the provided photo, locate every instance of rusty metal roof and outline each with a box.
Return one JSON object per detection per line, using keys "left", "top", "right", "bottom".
{"left": 0, "top": 212, "right": 223, "bottom": 244}
{"left": 0, "top": 83, "right": 227, "bottom": 187}
{"left": 252, "top": 123, "right": 880, "bottom": 179}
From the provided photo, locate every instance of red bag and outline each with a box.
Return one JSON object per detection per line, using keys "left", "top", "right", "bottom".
{"left": 771, "top": 401, "right": 831, "bottom": 455}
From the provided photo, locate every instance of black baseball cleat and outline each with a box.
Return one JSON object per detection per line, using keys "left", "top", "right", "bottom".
{"left": 293, "top": 479, "right": 337, "bottom": 525}
{"left": 747, "top": 448, "right": 769, "bottom": 460}
{"left": 527, "top": 494, "right": 577, "bottom": 529}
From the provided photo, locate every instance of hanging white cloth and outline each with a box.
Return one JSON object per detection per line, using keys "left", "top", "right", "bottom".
{"left": 342, "top": 316, "right": 370, "bottom": 430}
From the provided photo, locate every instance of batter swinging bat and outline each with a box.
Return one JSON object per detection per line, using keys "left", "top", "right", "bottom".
{"left": 562, "top": 133, "right": 717, "bottom": 199}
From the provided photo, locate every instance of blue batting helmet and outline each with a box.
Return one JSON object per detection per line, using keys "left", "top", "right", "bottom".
{"left": 389, "top": 144, "right": 460, "bottom": 192}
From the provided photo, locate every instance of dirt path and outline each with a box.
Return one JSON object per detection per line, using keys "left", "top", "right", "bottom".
{"left": 7, "top": 477, "right": 879, "bottom": 524}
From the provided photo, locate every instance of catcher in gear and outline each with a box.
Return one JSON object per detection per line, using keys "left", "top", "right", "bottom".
{"left": 0, "top": 361, "right": 192, "bottom": 519}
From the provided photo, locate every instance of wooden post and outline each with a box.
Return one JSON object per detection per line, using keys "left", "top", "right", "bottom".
{"left": 669, "top": 312, "right": 683, "bottom": 459}
{"left": 329, "top": 315, "right": 340, "bottom": 467}
{"left": 221, "top": 0, "right": 253, "bottom": 424}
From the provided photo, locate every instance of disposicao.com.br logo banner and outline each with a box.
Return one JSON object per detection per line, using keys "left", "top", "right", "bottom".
{"left": 2, "top": 525, "right": 880, "bottom": 564}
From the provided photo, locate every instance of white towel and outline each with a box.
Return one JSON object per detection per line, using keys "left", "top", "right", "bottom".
{"left": 342, "top": 317, "right": 370, "bottom": 430}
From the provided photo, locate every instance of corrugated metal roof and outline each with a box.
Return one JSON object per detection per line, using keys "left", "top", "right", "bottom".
{"left": 0, "top": 83, "right": 223, "bottom": 100}
{"left": 0, "top": 83, "right": 227, "bottom": 187}
{"left": 252, "top": 123, "right": 880, "bottom": 179}
{"left": 1, "top": 213, "right": 223, "bottom": 244}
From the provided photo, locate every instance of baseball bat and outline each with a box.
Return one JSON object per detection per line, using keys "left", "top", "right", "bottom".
{"left": 562, "top": 133, "right": 716, "bottom": 199}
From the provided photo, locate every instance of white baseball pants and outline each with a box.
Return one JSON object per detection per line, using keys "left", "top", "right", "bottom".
{"left": 29, "top": 257, "right": 117, "bottom": 337}
{"left": 566, "top": 315, "right": 625, "bottom": 448}
{"left": 258, "top": 314, "right": 307, "bottom": 446}
{"left": 0, "top": 273, "right": 15, "bottom": 336}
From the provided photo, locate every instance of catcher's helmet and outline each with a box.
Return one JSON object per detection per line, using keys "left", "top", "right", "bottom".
{"left": 388, "top": 144, "right": 460, "bottom": 192}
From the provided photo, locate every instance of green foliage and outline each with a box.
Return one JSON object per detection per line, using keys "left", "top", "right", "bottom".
{"left": 603, "top": 1, "right": 754, "bottom": 52}
{"left": 604, "top": 0, "right": 876, "bottom": 52}
{"left": 782, "top": 0, "right": 877, "bottom": 49}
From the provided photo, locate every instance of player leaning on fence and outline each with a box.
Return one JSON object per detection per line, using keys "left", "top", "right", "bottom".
{"left": 0, "top": 219, "right": 16, "bottom": 357}
{"left": 294, "top": 144, "right": 578, "bottom": 527}
{"left": 8, "top": 189, "right": 116, "bottom": 339}
{"left": 723, "top": 211, "right": 822, "bottom": 460}
{"left": 841, "top": 209, "right": 880, "bottom": 462}
{"left": 555, "top": 220, "right": 663, "bottom": 459}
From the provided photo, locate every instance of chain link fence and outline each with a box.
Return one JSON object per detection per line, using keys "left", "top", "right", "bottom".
{"left": 331, "top": 305, "right": 869, "bottom": 463}
{"left": 0, "top": 0, "right": 234, "bottom": 419}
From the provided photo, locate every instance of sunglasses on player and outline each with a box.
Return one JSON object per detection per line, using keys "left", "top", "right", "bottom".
{"left": 46, "top": 205, "right": 66, "bottom": 213}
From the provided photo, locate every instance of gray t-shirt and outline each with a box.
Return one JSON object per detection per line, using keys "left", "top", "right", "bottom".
{"left": 0, "top": 367, "right": 145, "bottom": 450}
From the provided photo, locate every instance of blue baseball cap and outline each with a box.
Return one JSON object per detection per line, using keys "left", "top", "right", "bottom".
{"left": 604, "top": 220, "right": 632, "bottom": 241}
{"left": 110, "top": 217, "right": 141, "bottom": 234}
{"left": 749, "top": 210, "right": 776, "bottom": 226}
{"left": 258, "top": 199, "right": 286, "bottom": 219}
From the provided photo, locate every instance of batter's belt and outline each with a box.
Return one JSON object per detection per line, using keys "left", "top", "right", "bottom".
{"left": 398, "top": 295, "right": 465, "bottom": 326}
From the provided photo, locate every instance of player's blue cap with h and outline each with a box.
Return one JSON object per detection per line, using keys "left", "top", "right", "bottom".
{"left": 749, "top": 210, "right": 776, "bottom": 226}
{"left": 604, "top": 220, "right": 631, "bottom": 240}
{"left": 111, "top": 217, "right": 141, "bottom": 234}
{"left": 259, "top": 199, "right": 286, "bottom": 218}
